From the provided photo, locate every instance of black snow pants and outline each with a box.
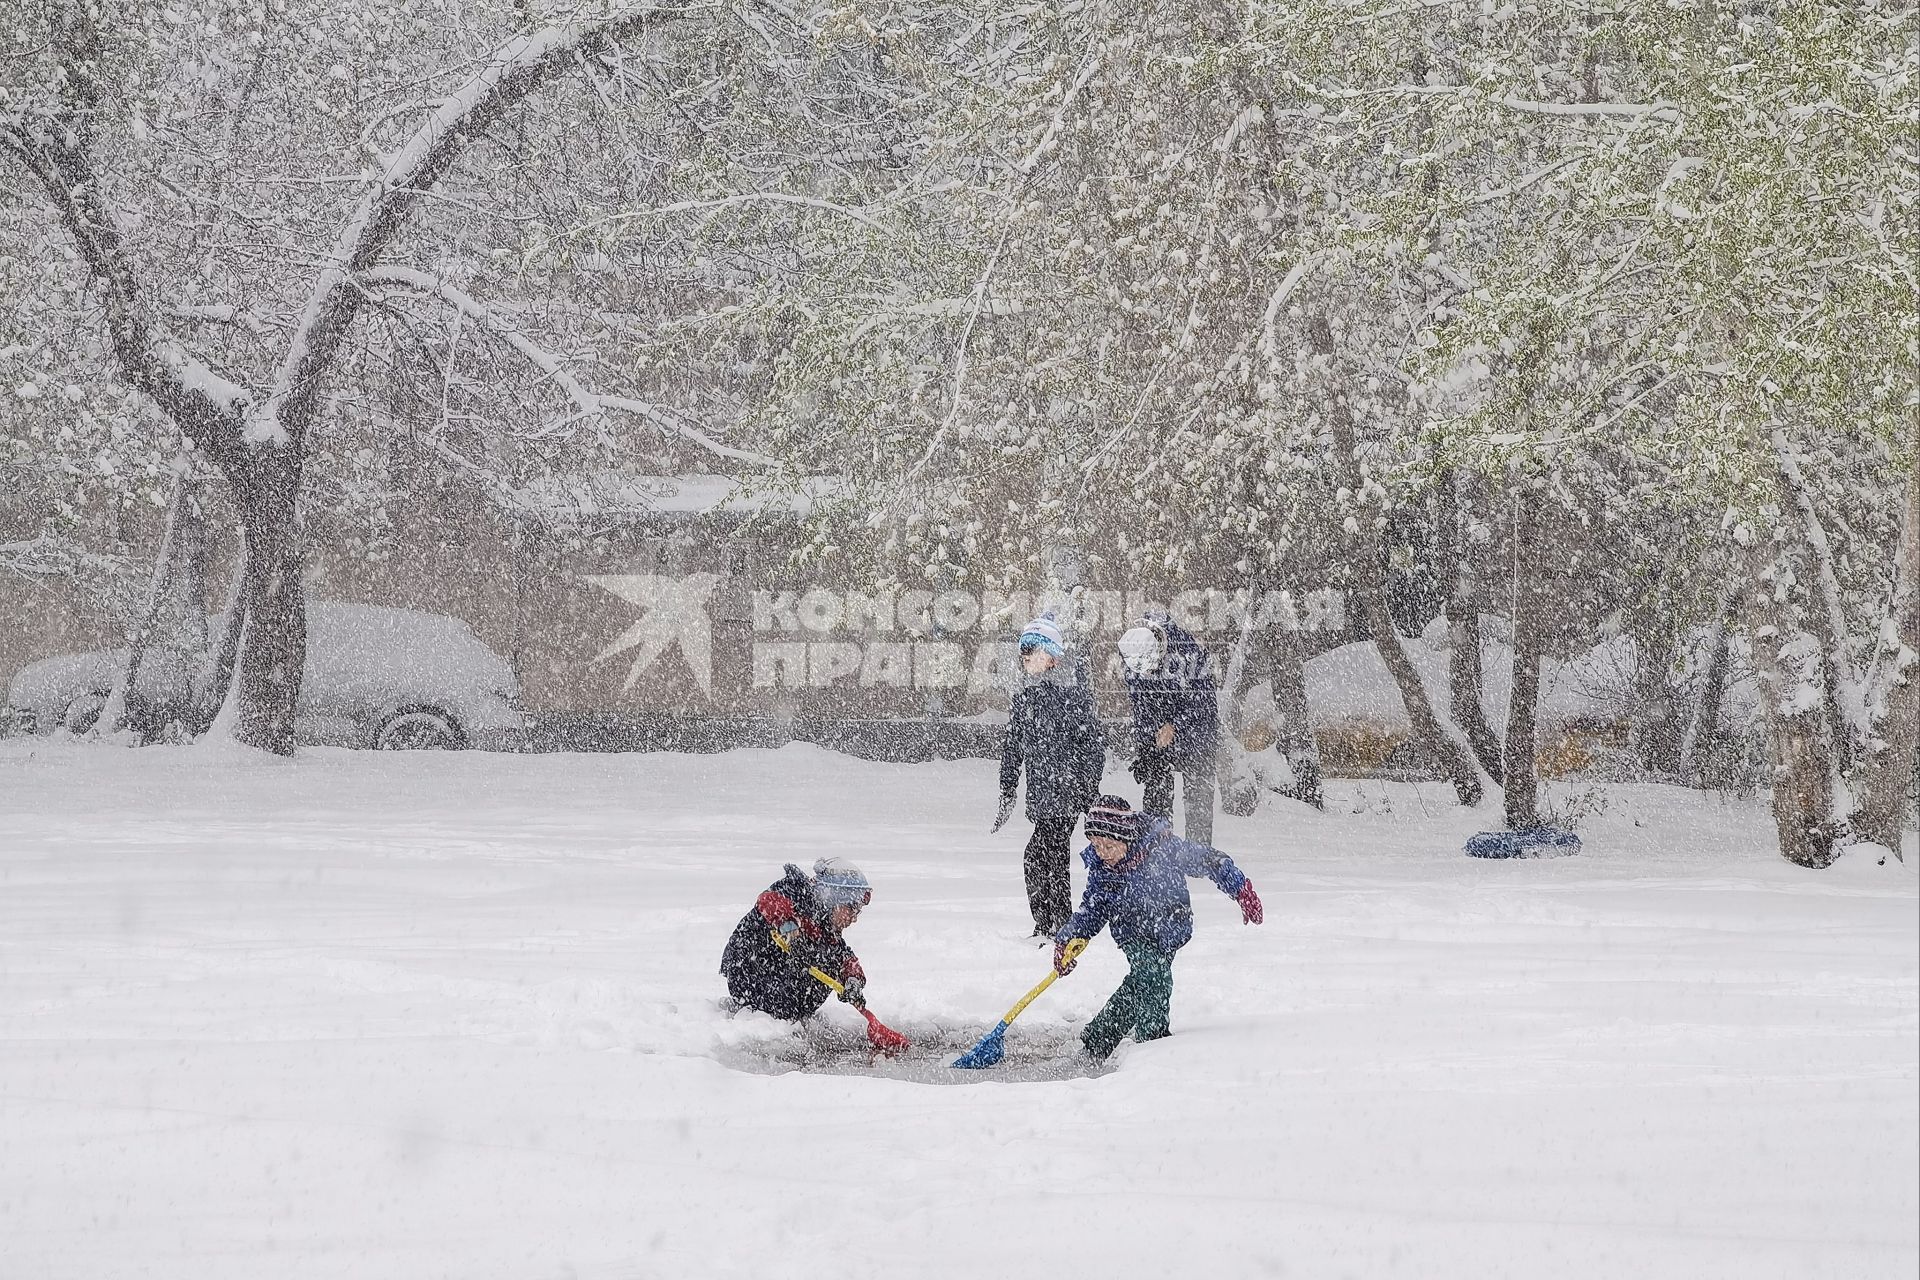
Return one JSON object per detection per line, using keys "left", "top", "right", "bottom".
{"left": 1138, "top": 748, "right": 1216, "bottom": 847}
{"left": 1023, "top": 815, "right": 1076, "bottom": 937}
{"left": 726, "top": 954, "right": 828, "bottom": 1020}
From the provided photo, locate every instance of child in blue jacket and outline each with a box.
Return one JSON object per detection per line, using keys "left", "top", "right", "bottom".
{"left": 1053, "top": 795, "right": 1263, "bottom": 1060}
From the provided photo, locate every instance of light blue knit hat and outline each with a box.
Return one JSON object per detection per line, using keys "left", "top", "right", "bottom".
{"left": 1019, "top": 612, "right": 1066, "bottom": 659}
{"left": 812, "top": 857, "right": 872, "bottom": 909}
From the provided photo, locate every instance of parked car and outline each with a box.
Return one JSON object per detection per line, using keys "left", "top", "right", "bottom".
{"left": 4, "top": 602, "right": 525, "bottom": 750}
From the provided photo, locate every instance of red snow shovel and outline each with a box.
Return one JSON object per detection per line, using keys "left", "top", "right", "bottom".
{"left": 771, "top": 930, "right": 911, "bottom": 1056}
{"left": 806, "top": 966, "right": 912, "bottom": 1057}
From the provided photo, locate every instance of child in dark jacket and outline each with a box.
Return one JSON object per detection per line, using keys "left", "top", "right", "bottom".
{"left": 720, "top": 858, "right": 873, "bottom": 1020}
{"left": 1118, "top": 613, "right": 1221, "bottom": 845}
{"left": 995, "top": 613, "right": 1107, "bottom": 938}
{"left": 1053, "top": 795, "right": 1262, "bottom": 1060}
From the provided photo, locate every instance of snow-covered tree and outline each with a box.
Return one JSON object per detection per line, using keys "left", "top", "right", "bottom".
{"left": 0, "top": 0, "right": 815, "bottom": 752}
{"left": 740, "top": 0, "right": 1912, "bottom": 854}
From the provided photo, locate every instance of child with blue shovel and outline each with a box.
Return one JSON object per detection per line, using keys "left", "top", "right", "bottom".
{"left": 1052, "top": 795, "right": 1263, "bottom": 1061}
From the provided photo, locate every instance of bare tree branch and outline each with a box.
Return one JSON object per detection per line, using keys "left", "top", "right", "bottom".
{"left": 0, "top": 125, "right": 250, "bottom": 467}
{"left": 357, "top": 264, "right": 774, "bottom": 465}
{"left": 263, "top": 4, "right": 705, "bottom": 447}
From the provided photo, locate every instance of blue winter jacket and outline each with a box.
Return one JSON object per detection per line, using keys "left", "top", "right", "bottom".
{"left": 1122, "top": 618, "right": 1218, "bottom": 767}
{"left": 1058, "top": 817, "right": 1249, "bottom": 954}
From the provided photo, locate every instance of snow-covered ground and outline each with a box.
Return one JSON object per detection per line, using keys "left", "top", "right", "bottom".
{"left": 2, "top": 740, "right": 1915, "bottom": 1280}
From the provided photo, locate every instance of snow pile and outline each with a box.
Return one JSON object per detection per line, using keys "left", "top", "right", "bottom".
{"left": 1294, "top": 618, "right": 1763, "bottom": 733}
{"left": 1, "top": 741, "right": 1912, "bottom": 1279}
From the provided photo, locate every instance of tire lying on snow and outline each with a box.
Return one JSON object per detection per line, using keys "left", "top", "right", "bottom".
{"left": 374, "top": 708, "right": 465, "bottom": 750}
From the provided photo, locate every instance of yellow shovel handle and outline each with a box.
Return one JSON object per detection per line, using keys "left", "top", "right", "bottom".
{"left": 1000, "top": 938, "right": 1087, "bottom": 1025}
{"left": 770, "top": 928, "right": 849, "bottom": 995}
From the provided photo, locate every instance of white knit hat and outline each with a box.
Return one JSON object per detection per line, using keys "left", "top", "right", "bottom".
{"left": 1118, "top": 626, "right": 1162, "bottom": 675}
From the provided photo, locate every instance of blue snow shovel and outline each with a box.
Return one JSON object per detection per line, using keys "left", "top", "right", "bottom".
{"left": 952, "top": 938, "right": 1087, "bottom": 1069}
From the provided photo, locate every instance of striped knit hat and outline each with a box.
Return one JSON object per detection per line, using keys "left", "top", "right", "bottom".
{"left": 812, "top": 857, "right": 872, "bottom": 909}
{"left": 1084, "top": 794, "right": 1140, "bottom": 842}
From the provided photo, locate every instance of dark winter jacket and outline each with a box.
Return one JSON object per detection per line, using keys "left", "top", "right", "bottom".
{"left": 999, "top": 673, "right": 1107, "bottom": 822}
{"left": 1057, "top": 817, "right": 1248, "bottom": 955}
{"left": 720, "top": 864, "right": 861, "bottom": 1019}
{"left": 1122, "top": 618, "right": 1219, "bottom": 767}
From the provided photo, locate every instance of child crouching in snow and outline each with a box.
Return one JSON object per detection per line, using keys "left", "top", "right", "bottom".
{"left": 1054, "top": 796, "right": 1262, "bottom": 1061}
{"left": 720, "top": 858, "right": 874, "bottom": 1020}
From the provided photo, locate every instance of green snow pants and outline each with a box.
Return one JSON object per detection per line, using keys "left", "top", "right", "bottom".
{"left": 1081, "top": 941, "right": 1175, "bottom": 1061}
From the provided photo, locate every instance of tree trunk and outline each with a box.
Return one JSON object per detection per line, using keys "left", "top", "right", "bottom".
{"left": 1448, "top": 611, "right": 1505, "bottom": 783}
{"left": 1314, "top": 313, "right": 1484, "bottom": 806}
{"left": 1626, "top": 617, "right": 1686, "bottom": 777}
{"left": 99, "top": 468, "right": 185, "bottom": 739}
{"left": 1265, "top": 606, "right": 1325, "bottom": 810}
{"left": 1215, "top": 579, "right": 1263, "bottom": 817}
{"left": 101, "top": 465, "right": 210, "bottom": 740}
{"left": 1503, "top": 489, "right": 1543, "bottom": 829}
{"left": 1773, "top": 427, "right": 1868, "bottom": 775}
{"left": 1745, "top": 539, "right": 1846, "bottom": 868}
{"left": 1755, "top": 675, "right": 1844, "bottom": 868}
{"left": 1856, "top": 743, "right": 1920, "bottom": 856}
{"left": 1436, "top": 468, "right": 1505, "bottom": 781}
{"left": 1853, "top": 461, "right": 1920, "bottom": 852}
{"left": 1681, "top": 586, "right": 1739, "bottom": 785}
{"left": 191, "top": 534, "right": 250, "bottom": 735}
{"left": 222, "top": 453, "right": 307, "bottom": 755}
{"left": 1363, "top": 585, "right": 1485, "bottom": 805}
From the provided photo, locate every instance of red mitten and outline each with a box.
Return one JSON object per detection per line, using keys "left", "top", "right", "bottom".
{"left": 1053, "top": 939, "right": 1082, "bottom": 976}
{"left": 1236, "top": 881, "right": 1264, "bottom": 925}
{"left": 842, "top": 954, "right": 866, "bottom": 984}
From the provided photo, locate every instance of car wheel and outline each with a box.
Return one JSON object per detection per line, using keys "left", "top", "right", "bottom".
{"left": 375, "top": 709, "right": 465, "bottom": 751}
{"left": 63, "top": 693, "right": 106, "bottom": 735}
